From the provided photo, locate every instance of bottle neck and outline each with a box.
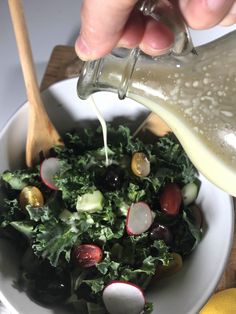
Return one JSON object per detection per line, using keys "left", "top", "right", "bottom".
{"left": 77, "top": 0, "right": 195, "bottom": 100}
{"left": 77, "top": 48, "right": 140, "bottom": 100}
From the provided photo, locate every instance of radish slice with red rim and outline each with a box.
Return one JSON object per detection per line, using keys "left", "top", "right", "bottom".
{"left": 126, "top": 202, "right": 153, "bottom": 236}
{"left": 40, "top": 157, "right": 61, "bottom": 190}
{"left": 103, "top": 281, "right": 145, "bottom": 314}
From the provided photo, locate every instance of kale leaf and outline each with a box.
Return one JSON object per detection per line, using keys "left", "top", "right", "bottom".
{"left": 0, "top": 125, "right": 201, "bottom": 313}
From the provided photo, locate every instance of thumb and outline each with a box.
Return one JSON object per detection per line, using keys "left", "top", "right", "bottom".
{"left": 75, "top": 0, "right": 139, "bottom": 61}
{"left": 180, "top": 0, "right": 235, "bottom": 29}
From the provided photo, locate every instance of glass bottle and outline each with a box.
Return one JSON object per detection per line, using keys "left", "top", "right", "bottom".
{"left": 77, "top": 0, "right": 236, "bottom": 197}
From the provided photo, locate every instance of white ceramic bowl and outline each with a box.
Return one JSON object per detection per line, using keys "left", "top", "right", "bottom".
{"left": 0, "top": 78, "right": 234, "bottom": 314}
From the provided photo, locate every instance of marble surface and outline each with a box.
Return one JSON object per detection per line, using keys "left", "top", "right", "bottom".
{"left": 0, "top": 1, "right": 236, "bottom": 313}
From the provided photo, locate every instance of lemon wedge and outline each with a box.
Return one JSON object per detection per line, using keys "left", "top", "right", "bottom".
{"left": 200, "top": 289, "right": 236, "bottom": 314}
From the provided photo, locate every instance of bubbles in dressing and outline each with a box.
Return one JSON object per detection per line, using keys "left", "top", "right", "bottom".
{"left": 128, "top": 36, "right": 236, "bottom": 169}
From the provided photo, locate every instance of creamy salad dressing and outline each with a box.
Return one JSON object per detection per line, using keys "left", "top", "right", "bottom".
{"left": 130, "top": 93, "right": 236, "bottom": 196}
{"left": 88, "top": 95, "right": 109, "bottom": 166}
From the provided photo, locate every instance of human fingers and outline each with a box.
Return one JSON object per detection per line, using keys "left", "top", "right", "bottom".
{"left": 139, "top": 18, "right": 174, "bottom": 56}
{"left": 220, "top": 1, "right": 236, "bottom": 25}
{"left": 117, "top": 10, "right": 145, "bottom": 49}
{"left": 180, "top": 0, "right": 235, "bottom": 29}
{"left": 118, "top": 13, "right": 175, "bottom": 56}
{"left": 75, "top": 0, "right": 139, "bottom": 60}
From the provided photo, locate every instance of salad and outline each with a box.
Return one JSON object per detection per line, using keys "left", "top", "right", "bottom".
{"left": 0, "top": 125, "right": 202, "bottom": 314}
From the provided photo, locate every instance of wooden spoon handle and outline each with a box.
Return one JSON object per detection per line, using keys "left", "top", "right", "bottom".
{"left": 133, "top": 112, "right": 172, "bottom": 137}
{"left": 8, "top": 0, "right": 42, "bottom": 108}
{"left": 8, "top": 0, "right": 63, "bottom": 167}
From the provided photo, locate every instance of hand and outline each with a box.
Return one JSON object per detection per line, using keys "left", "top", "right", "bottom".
{"left": 75, "top": 0, "right": 236, "bottom": 60}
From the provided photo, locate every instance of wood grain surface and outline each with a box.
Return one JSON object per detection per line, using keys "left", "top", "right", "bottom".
{"left": 41, "top": 45, "right": 236, "bottom": 292}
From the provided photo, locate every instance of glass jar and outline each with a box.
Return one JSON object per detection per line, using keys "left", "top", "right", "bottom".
{"left": 77, "top": 0, "right": 236, "bottom": 196}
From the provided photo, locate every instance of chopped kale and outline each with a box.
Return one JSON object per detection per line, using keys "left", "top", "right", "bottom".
{"left": 0, "top": 125, "right": 201, "bottom": 313}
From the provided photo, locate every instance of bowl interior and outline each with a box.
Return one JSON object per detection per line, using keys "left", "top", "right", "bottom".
{"left": 0, "top": 78, "right": 234, "bottom": 314}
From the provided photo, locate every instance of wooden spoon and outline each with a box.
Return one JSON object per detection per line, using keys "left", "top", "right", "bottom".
{"left": 133, "top": 112, "right": 172, "bottom": 138}
{"left": 8, "top": 0, "right": 63, "bottom": 167}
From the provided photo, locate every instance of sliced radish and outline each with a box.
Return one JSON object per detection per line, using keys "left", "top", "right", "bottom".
{"left": 103, "top": 281, "right": 145, "bottom": 314}
{"left": 40, "top": 157, "right": 61, "bottom": 190}
{"left": 126, "top": 202, "right": 153, "bottom": 236}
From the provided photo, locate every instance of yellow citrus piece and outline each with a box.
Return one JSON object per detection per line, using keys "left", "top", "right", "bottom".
{"left": 200, "top": 288, "right": 236, "bottom": 314}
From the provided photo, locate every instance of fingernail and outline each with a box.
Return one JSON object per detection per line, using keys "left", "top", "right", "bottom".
{"left": 141, "top": 36, "right": 173, "bottom": 55}
{"left": 75, "top": 36, "right": 92, "bottom": 61}
{"left": 117, "top": 39, "right": 137, "bottom": 49}
{"left": 139, "top": 43, "right": 173, "bottom": 56}
{"left": 207, "top": 0, "right": 228, "bottom": 11}
{"left": 149, "top": 39, "right": 172, "bottom": 51}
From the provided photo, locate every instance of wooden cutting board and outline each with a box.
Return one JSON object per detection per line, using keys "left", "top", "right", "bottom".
{"left": 40, "top": 45, "right": 236, "bottom": 292}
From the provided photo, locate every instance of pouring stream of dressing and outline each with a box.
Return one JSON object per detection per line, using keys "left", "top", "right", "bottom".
{"left": 88, "top": 95, "right": 109, "bottom": 166}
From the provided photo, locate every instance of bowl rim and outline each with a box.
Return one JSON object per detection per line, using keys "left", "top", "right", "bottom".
{"left": 193, "top": 193, "right": 234, "bottom": 313}
{"left": 0, "top": 78, "right": 235, "bottom": 314}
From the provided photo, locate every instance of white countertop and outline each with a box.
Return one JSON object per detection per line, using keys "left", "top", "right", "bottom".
{"left": 0, "top": 0, "right": 236, "bottom": 132}
{"left": 0, "top": 0, "right": 82, "bottom": 131}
